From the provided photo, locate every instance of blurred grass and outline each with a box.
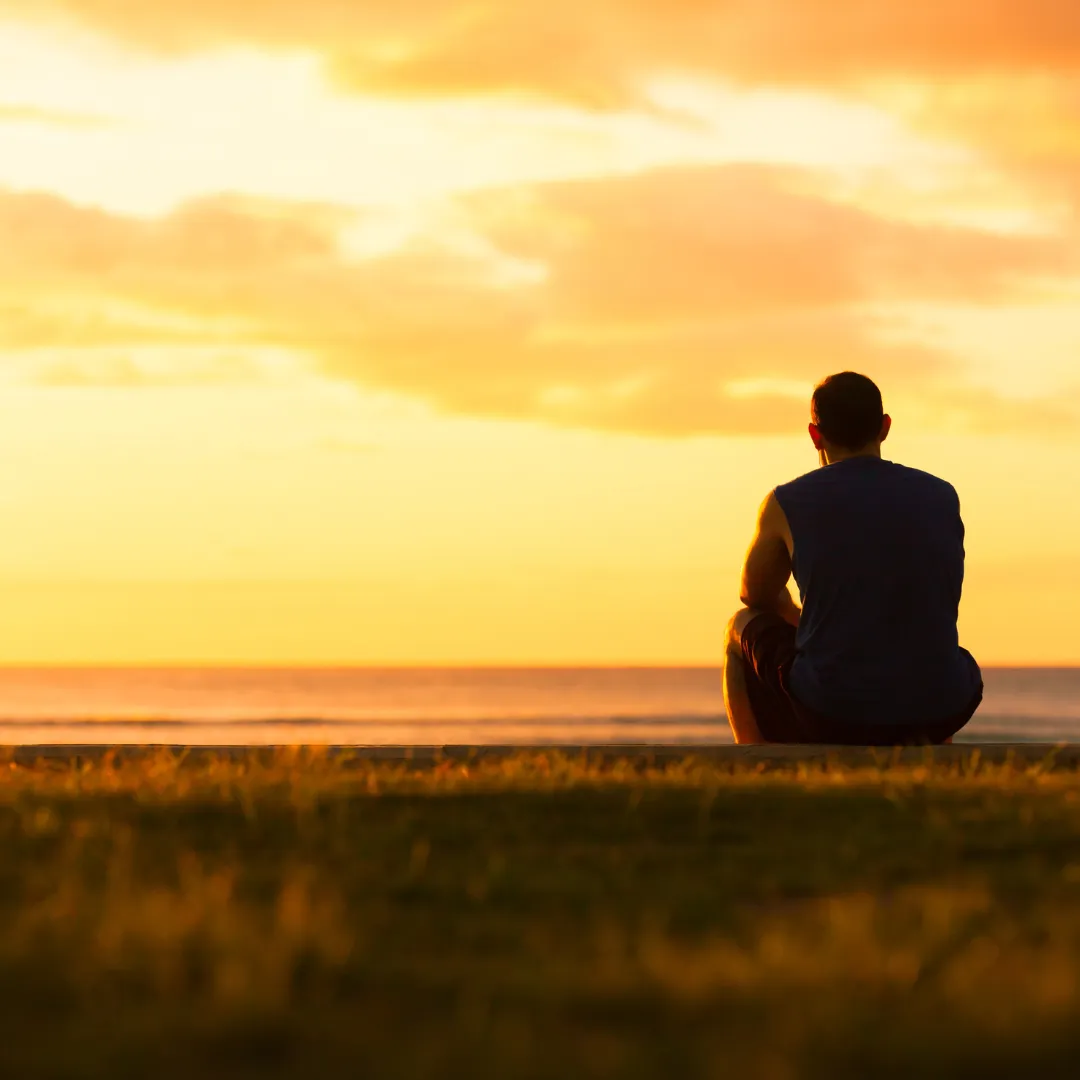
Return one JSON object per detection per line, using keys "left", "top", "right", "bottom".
{"left": 0, "top": 748, "right": 1079, "bottom": 1078}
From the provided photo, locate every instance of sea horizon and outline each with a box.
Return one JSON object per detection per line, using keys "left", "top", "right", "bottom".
{"left": 0, "top": 665, "right": 1076, "bottom": 746}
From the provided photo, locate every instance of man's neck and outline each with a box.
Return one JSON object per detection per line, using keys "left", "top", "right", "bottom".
{"left": 823, "top": 445, "right": 882, "bottom": 466}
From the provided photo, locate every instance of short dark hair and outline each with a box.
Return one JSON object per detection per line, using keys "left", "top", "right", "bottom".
{"left": 811, "top": 372, "right": 884, "bottom": 451}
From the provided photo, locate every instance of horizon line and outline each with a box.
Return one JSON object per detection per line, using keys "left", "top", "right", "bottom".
{"left": 0, "top": 662, "right": 1074, "bottom": 672}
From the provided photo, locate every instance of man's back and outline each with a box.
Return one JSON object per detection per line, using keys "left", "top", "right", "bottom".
{"left": 774, "top": 456, "right": 982, "bottom": 726}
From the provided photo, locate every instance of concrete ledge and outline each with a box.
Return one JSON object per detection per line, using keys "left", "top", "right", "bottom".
{"left": 2, "top": 743, "right": 1077, "bottom": 769}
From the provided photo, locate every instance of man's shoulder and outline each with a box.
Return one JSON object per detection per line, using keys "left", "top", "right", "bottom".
{"left": 774, "top": 459, "right": 959, "bottom": 503}
{"left": 887, "top": 461, "right": 959, "bottom": 501}
{"left": 774, "top": 466, "right": 820, "bottom": 495}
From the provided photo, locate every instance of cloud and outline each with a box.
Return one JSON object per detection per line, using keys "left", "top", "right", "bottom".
{"left": 0, "top": 190, "right": 348, "bottom": 281}
{"left": 7, "top": 1, "right": 1080, "bottom": 105}
{"left": 0, "top": 103, "right": 112, "bottom": 128}
{"left": 11, "top": 1, "right": 1080, "bottom": 238}
{"left": 465, "top": 167, "right": 1072, "bottom": 317}
{"left": 10, "top": 2, "right": 1080, "bottom": 235}
{"left": 878, "top": 75, "right": 1080, "bottom": 219}
{"left": 3, "top": 350, "right": 274, "bottom": 387}
{"left": 1, "top": 166, "right": 1076, "bottom": 434}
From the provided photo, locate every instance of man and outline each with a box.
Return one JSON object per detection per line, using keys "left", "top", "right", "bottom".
{"left": 724, "top": 372, "right": 983, "bottom": 745}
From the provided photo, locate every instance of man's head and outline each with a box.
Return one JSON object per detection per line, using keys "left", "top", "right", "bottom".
{"left": 809, "top": 372, "right": 892, "bottom": 461}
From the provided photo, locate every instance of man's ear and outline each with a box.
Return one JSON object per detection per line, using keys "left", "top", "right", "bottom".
{"left": 879, "top": 415, "right": 892, "bottom": 443}
{"left": 809, "top": 422, "right": 825, "bottom": 450}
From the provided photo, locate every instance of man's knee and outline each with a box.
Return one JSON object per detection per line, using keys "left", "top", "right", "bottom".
{"left": 726, "top": 607, "right": 761, "bottom": 653}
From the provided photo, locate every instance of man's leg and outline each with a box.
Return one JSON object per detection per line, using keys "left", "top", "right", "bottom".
{"left": 723, "top": 609, "right": 767, "bottom": 744}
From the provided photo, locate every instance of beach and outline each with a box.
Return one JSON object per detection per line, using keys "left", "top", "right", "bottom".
{"left": 1, "top": 745, "right": 1078, "bottom": 1078}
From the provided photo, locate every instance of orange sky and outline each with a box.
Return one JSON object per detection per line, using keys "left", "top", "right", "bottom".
{"left": 0, "top": 4, "right": 1078, "bottom": 664}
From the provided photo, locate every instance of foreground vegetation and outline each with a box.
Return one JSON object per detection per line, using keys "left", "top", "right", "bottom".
{"left": 1, "top": 748, "right": 1079, "bottom": 1078}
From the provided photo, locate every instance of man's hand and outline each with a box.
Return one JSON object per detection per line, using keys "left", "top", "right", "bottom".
{"left": 776, "top": 586, "right": 801, "bottom": 628}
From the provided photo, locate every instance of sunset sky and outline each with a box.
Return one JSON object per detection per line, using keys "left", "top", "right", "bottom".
{"left": 1, "top": 3, "right": 1079, "bottom": 664}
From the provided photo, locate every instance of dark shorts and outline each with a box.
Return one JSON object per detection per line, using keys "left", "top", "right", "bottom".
{"left": 739, "top": 613, "right": 983, "bottom": 745}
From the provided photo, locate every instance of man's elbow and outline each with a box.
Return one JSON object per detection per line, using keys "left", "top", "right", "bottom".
{"left": 739, "top": 585, "right": 772, "bottom": 612}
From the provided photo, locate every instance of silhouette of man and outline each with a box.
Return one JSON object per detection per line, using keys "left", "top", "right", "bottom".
{"left": 724, "top": 372, "right": 983, "bottom": 745}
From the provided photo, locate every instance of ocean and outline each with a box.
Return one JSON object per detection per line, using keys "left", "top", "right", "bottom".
{"left": 0, "top": 666, "right": 1076, "bottom": 745}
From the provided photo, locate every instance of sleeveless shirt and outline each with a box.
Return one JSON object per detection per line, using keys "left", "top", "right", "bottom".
{"left": 773, "top": 457, "right": 981, "bottom": 726}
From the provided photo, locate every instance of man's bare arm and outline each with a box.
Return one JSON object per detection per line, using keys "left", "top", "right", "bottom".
{"left": 772, "top": 584, "right": 802, "bottom": 628}
{"left": 739, "top": 491, "right": 800, "bottom": 626}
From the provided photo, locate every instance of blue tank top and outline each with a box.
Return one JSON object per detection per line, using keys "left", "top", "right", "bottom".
{"left": 773, "top": 457, "right": 981, "bottom": 726}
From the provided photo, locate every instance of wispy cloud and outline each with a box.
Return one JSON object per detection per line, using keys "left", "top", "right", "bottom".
{"left": 0, "top": 102, "right": 113, "bottom": 128}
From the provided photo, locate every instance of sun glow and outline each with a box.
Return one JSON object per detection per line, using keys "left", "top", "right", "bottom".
{"left": 1, "top": 6, "right": 1079, "bottom": 663}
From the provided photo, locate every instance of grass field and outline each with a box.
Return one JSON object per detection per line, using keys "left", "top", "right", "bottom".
{"left": 1, "top": 748, "right": 1079, "bottom": 1079}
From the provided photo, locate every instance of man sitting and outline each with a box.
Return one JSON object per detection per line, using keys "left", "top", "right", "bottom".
{"left": 724, "top": 372, "right": 983, "bottom": 745}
